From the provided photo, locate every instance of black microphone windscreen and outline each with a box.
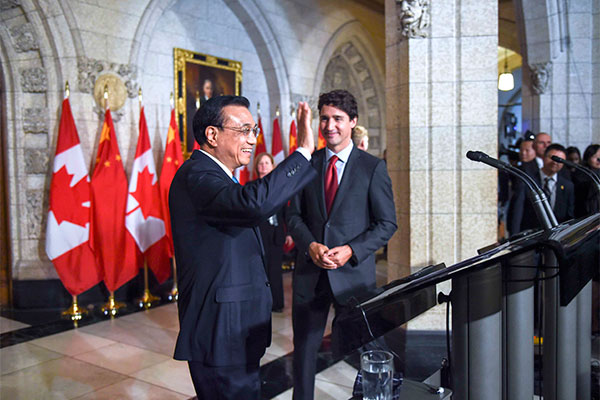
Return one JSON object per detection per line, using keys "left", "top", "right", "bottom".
{"left": 466, "top": 151, "right": 482, "bottom": 161}
{"left": 551, "top": 155, "right": 564, "bottom": 163}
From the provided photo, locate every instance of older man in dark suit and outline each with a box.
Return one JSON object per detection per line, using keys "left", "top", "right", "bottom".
{"left": 508, "top": 143, "right": 575, "bottom": 235}
{"left": 286, "top": 90, "right": 397, "bottom": 400}
{"left": 169, "top": 96, "right": 316, "bottom": 399}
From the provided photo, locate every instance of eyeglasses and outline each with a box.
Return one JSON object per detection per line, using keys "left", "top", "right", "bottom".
{"left": 216, "top": 124, "right": 259, "bottom": 138}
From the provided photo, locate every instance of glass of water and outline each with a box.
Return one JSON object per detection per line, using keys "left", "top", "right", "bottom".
{"left": 361, "top": 350, "right": 394, "bottom": 400}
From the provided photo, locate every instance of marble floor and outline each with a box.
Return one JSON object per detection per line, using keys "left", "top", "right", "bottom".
{"left": 0, "top": 271, "right": 370, "bottom": 400}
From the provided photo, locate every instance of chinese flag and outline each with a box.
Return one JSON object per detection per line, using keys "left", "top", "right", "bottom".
{"left": 45, "top": 98, "right": 102, "bottom": 295}
{"left": 289, "top": 119, "right": 298, "bottom": 154}
{"left": 317, "top": 126, "right": 326, "bottom": 150}
{"left": 90, "top": 109, "right": 138, "bottom": 292}
{"left": 159, "top": 109, "right": 183, "bottom": 258}
{"left": 125, "top": 107, "right": 171, "bottom": 283}
{"left": 271, "top": 116, "right": 284, "bottom": 164}
{"left": 252, "top": 116, "right": 267, "bottom": 179}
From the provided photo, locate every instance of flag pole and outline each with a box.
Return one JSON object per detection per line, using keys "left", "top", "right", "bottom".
{"left": 58, "top": 81, "right": 88, "bottom": 325}
{"left": 133, "top": 87, "right": 160, "bottom": 309}
{"left": 166, "top": 92, "right": 179, "bottom": 302}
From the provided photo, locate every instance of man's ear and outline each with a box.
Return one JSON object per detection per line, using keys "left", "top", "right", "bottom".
{"left": 350, "top": 117, "right": 358, "bottom": 129}
{"left": 205, "top": 126, "right": 219, "bottom": 147}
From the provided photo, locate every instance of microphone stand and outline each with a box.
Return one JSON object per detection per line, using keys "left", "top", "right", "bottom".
{"left": 551, "top": 155, "right": 600, "bottom": 199}
{"left": 466, "top": 151, "right": 557, "bottom": 229}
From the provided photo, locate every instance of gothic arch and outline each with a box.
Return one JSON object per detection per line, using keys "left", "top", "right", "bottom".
{"left": 314, "top": 21, "right": 385, "bottom": 154}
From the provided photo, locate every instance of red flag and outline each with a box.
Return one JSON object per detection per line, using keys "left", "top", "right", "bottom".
{"left": 318, "top": 126, "right": 326, "bottom": 150}
{"left": 159, "top": 109, "right": 183, "bottom": 258}
{"left": 289, "top": 119, "right": 298, "bottom": 154}
{"left": 236, "top": 166, "right": 250, "bottom": 185}
{"left": 252, "top": 117, "right": 267, "bottom": 179}
{"left": 271, "top": 116, "right": 284, "bottom": 164}
{"left": 46, "top": 98, "right": 102, "bottom": 295}
{"left": 90, "top": 109, "right": 138, "bottom": 292}
{"left": 125, "top": 107, "right": 171, "bottom": 283}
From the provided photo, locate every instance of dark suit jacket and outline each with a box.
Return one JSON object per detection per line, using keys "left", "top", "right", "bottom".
{"left": 507, "top": 165, "right": 574, "bottom": 235}
{"left": 286, "top": 147, "right": 397, "bottom": 304}
{"left": 169, "top": 150, "right": 316, "bottom": 366}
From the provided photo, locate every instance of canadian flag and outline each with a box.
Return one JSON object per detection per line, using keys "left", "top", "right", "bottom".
{"left": 45, "top": 98, "right": 102, "bottom": 295}
{"left": 90, "top": 109, "right": 139, "bottom": 292}
{"left": 252, "top": 116, "right": 267, "bottom": 179}
{"left": 159, "top": 108, "right": 183, "bottom": 258}
{"left": 271, "top": 115, "right": 284, "bottom": 164}
{"left": 289, "top": 119, "right": 298, "bottom": 154}
{"left": 125, "top": 107, "right": 171, "bottom": 283}
{"left": 236, "top": 165, "right": 250, "bottom": 185}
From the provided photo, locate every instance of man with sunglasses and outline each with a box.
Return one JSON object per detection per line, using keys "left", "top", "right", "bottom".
{"left": 169, "top": 95, "right": 317, "bottom": 399}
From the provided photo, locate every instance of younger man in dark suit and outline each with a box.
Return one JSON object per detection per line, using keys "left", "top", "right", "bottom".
{"left": 169, "top": 96, "right": 317, "bottom": 399}
{"left": 507, "top": 143, "right": 575, "bottom": 235}
{"left": 286, "top": 90, "right": 397, "bottom": 400}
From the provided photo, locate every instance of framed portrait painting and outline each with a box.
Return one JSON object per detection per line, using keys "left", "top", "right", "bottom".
{"left": 174, "top": 48, "right": 242, "bottom": 156}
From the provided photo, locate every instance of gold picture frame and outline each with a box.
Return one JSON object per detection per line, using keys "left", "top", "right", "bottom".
{"left": 174, "top": 48, "right": 242, "bottom": 157}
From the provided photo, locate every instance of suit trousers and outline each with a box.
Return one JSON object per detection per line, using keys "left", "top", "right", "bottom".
{"left": 292, "top": 270, "right": 348, "bottom": 400}
{"left": 188, "top": 361, "right": 260, "bottom": 400}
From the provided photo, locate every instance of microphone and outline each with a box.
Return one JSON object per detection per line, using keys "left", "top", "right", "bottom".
{"left": 551, "top": 155, "right": 600, "bottom": 194}
{"left": 466, "top": 150, "right": 557, "bottom": 229}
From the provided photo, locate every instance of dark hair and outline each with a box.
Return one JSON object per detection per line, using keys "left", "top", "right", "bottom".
{"left": 582, "top": 144, "right": 600, "bottom": 166}
{"left": 565, "top": 146, "right": 581, "bottom": 158}
{"left": 544, "top": 143, "right": 567, "bottom": 156}
{"left": 318, "top": 90, "right": 358, "bottom": 121}
{"left": 193, "top": 95, "right": 250, "bottom": 146}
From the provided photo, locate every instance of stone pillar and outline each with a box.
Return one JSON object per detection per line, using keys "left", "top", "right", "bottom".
{"left": 385, "top": 0, "right": 498, "bottom": 293}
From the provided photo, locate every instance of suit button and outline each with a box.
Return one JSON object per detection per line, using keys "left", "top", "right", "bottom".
{"left": 265, "top": 282, "right": 271, "bottom": 287}
{"left": 286, "top": 172, "right": 291, "bottom": 177}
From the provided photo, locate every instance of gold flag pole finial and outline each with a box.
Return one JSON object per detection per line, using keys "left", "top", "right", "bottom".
{"left": 138, "top": 87, "right": 143, "bottom": 109}
{"left": 257, "top": 102, "right": 261, "bottom": 117}
{"left": 103, "top": 85, "right": 109, "bottom": 110}
{"left": 290, "top": 105, "right": 295, "bottom": 118}
{"left": 65, "top": 81, "right": 70, "bottom": 99}
{"left": 276, "top": 105, "right": 280, "bottom": 118}
{"left": 170, "top": 92, "right": 174, "bottom": 109}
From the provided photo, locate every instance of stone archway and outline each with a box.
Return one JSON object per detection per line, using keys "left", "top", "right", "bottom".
{"left": 320, "top": 41, "right": 383, "bottom": 154}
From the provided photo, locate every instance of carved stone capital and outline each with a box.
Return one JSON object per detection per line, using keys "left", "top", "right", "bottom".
{"left": 530, "top": 62, "right": 552, "bottom": 95}
{"left": 77, "top": 57, "right": 138, "bottom": 98}
{"left": 20, "top": 67, "right": 47, "bottom": 92}
{"left": 397, "top": 0, "right": 430, "bottom": 39}
{"left": 23, "top": 108, "right": 48, "bottom": 134}
{"left": 9, "top": 23, "right": 39, "bottom": 52}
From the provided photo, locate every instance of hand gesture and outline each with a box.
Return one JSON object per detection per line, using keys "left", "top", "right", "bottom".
{"left": 308, "top": 242, "right": 337, "bottom": 269}
{"left": 297, "top": 101, "right": 315, "bottom": 153}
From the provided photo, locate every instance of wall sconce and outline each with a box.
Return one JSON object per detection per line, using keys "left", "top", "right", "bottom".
{"left": 498, "top": 49, "right": 514, "bottom": 91}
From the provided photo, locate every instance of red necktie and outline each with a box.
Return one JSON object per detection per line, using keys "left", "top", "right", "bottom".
{"left": 325, "top": 155, "right": 339, "bottom": 214}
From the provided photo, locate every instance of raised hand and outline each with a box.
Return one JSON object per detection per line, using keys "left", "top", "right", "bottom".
{"left": 296, "top": 101, "right": 315, "bottom": 153}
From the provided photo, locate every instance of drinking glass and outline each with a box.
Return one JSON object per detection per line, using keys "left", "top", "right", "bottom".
{"left": 360, "top": 350, "right": 394, "bottom": 400}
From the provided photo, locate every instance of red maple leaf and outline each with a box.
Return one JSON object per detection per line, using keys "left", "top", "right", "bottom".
{"left": 50, "top": 166, "right": 90, "bottom": 226}
{"left": 130, "top": 167, "right": 162, "bottom": 220}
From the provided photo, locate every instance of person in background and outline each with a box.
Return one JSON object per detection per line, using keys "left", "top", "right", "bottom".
{"left": 565, "top": 146, "right": 582, "bottom": 173}
{"left": 519, "top": 138, "right": 536, "bottom": 164}
{"left": 507, "top": 143, "right": 574, "bottom": 236}
{"left": 351, "top": 125, "right": 369, "bottom": 151}
{"left": 572, "top": 144, "right": 600, "bottom": 218}
{"left": 253, "top": 152, "right": 293, "bottom": 312}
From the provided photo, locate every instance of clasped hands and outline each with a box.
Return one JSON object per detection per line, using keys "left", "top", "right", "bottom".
{"left": 308, "top": 242, "right": 353, "bottom": 270}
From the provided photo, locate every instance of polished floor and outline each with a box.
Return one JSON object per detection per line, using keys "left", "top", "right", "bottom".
{"left": 0, "top": 272, "right": 371, "bottom": 400}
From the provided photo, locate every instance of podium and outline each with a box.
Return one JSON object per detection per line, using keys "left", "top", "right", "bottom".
{"left": 333, "top": 213, "right": 599, "bottom": 400}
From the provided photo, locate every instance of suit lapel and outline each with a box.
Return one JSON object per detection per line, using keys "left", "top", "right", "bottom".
{"left": 328, "top": 147, "right": 359, "bottom": 218}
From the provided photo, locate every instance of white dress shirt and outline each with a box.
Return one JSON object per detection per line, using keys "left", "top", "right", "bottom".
{"left": 326, "top": 141, "right": 354, "bottom": 184}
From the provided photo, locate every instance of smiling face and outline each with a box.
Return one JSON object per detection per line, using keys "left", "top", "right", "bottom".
{"left": 205, "top": 105, "right": 256, "bottom": 172}
{"left": 319, "top": 104, "right": 357, "bottom": 153}
{"left": 256, "top": 154, "right": 274, "bottom": 179}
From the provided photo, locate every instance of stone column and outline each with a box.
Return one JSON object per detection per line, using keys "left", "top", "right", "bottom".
{"left": 385, "top": 0, "right": 498, "bottom": 302}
